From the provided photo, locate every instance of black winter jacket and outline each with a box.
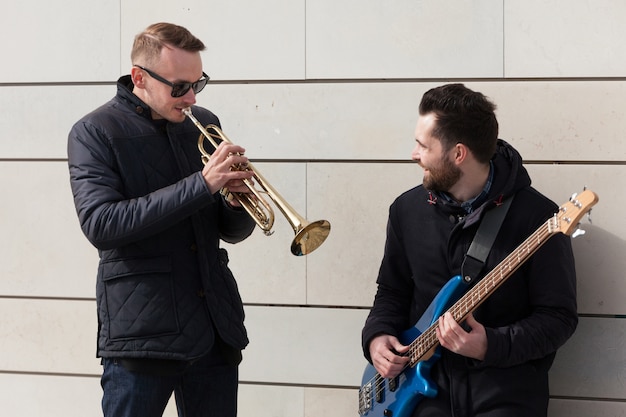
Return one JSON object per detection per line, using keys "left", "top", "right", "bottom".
{"left": 362, "top": 141, "right": 578, "bottom": 416}
{"left": 68, "top": 76, "right": 256, "bottom": 361}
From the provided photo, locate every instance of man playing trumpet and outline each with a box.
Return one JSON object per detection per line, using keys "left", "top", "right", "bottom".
{"left": 68, "top": 22, "right": 255, "bottom": 417}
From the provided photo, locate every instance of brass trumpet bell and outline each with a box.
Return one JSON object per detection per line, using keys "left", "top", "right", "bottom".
{"left": 182, "top": 107, "right": 331, "bottom": 256}
{"left": 291, "top": 219, "right": 331, "bottom": 256}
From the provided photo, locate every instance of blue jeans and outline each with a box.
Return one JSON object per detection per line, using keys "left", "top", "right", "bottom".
{"left": 101, "top": 350, "right": 238, "bottom": 417}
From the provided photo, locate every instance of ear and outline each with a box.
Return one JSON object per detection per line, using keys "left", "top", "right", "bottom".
{"left": 130, "top": 66, "right": 146, "bottom": 89}
{"left": 452, "top": 142, "right": 468, "bottom": 164}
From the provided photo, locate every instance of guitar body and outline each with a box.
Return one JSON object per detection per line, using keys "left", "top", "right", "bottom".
{"left": 359, "top": 275, "right": 469, "bottom": 417}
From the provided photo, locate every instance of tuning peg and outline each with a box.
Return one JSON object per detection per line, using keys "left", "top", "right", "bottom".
{"left": 587, "top": 209, "right": 593, "bottom": 225}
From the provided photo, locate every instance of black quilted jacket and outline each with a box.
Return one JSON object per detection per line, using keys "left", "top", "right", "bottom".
{"left": 68, "top": 76, "right": 256, "bottom": 360}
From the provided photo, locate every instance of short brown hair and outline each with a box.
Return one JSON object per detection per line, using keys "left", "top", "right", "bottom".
{"left": 131, "top": 22, "right": 206, "bottom": 67}
{"left": 419, "top": 83, "right": 498, "bottom": 164}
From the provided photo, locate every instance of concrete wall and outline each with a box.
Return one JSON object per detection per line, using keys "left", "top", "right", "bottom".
{"left": 1, "top": 0, "right": 624, "bottom": 415}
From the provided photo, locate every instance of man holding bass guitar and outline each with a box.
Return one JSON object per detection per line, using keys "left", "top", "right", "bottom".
{"left": 361, "top": 84, "right": 578, "bottom": 417}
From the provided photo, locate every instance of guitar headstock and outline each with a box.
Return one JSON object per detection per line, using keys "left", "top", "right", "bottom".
{"left": 555, "top": 189, "right": 599, "bottom": 236}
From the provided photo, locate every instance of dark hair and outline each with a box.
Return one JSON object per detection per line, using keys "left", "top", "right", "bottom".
{"left": 131, "top": 22, "right": 206, "bottom": 67}
{"left": 419, "top": 83, "right": 498, "bottom": 163}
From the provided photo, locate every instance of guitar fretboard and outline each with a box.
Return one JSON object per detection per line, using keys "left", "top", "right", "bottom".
{"left": 407, "top": 215, "right": 558, "bottom": 365}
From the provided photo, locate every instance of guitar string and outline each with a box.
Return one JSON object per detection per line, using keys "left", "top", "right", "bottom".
{"left": 360, "top": 217, "right": 557, "bottom": 404}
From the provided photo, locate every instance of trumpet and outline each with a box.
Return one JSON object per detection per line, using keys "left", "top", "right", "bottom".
{"left": 182, "top": 107, "right": 331, "bottom": 256}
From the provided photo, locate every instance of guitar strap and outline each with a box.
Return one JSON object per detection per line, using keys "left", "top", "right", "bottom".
{"left": 461, "top": 196, "right": 513, "bottom": 284}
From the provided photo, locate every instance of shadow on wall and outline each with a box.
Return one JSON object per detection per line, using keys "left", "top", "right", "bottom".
{"left": 549, "top": 225, "right": 626, "bottom": 402}
{"left": 571, "top": 225, "right": 625, "bottom": 316}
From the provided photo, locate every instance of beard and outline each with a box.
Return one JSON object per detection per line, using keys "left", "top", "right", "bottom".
{"left": 422, "top": 154, "right": 461, "bottom": 192}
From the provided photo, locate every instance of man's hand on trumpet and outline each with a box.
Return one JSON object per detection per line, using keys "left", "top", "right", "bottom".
{"left": 201, "top": 141, "right": 255, "bottom": 207}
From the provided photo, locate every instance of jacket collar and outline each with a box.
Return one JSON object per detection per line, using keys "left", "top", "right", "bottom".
{"left": 116, "top": 75, "right": 153, "bottom": 121}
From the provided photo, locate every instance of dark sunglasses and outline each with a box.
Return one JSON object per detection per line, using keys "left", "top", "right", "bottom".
{"left": 135, "top": 65, "right": 210, "bottom": 97}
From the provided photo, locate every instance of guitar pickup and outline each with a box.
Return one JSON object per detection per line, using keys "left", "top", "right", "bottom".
{"left": 388, "top": 376, "right": 399, "bottom": 392}
{"left": 375, "top": 373, "right": 385, "bottom": 403}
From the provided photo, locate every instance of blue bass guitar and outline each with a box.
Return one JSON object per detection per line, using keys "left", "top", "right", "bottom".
{"left": 358, "top": 190, "right": 598, "bottom": 417}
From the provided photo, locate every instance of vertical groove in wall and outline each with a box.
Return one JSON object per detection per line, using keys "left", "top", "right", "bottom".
{"left": 304, "top": 161, "right": 309, "bottom": 304}
{"left": 119, "top": 0, "right": 123, "bottom": 76}
{"left": 502, "top": 0, "right": 506, "bottom": 78}
{"left": 304, "top": 0, "right": 308, "bottom": 80}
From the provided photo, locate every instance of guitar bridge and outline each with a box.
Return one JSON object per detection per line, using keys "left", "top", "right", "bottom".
{"left": 358, "top": 381, "right": 372, "bottom": 415}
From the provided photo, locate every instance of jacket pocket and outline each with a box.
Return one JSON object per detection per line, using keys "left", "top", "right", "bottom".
{"left": 100, "top": 255, "right": 179, "bottom": 341}
{"left": 215, "top": 249, "right": 248, "bottom": 348}
{"left": 217, "top": 249, "right": 244, "bottom": 318}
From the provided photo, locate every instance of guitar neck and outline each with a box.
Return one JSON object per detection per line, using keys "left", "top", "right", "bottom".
{"left": 408, "top": 216, "right": 558, "bottom": 366}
